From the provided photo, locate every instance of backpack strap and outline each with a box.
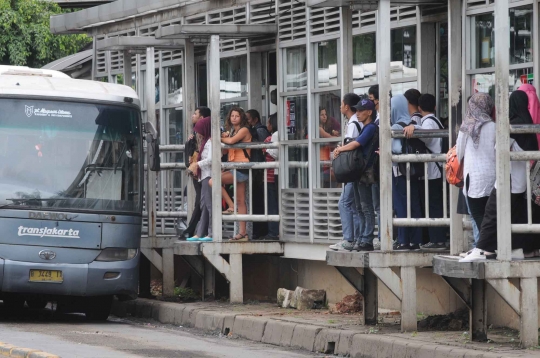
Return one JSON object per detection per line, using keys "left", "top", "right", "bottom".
{"left": 424, "top": 115, "right": 444, "bottom": 130}
{"left": 351, "top": 121, "right": 362, "bottom": 135}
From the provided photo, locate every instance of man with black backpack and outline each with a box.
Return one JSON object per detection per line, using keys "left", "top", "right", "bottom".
{"left": 246, "top": 109, "right": 271, "bottom": 240}
{"left": 403, "top": 94, "right": 448, "bottom": 250}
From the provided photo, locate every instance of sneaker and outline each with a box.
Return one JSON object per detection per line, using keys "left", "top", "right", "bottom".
{"left": 459, "top": 248, "right": 496, "bottom": 262}
{"left": 524, "top": 250, "right": 535, "bottom": 258}
{"left": 420, "top": 242, "right": 447, "bottom": 251}
{"left": 329, "top": 240, "right": 354, "bottom": 251}
{"left": 352, "top": 242, "right": 361, "bottom": 251}
{"left": 394, "top": 243, "right": 411, "bottom": 251}
{"left": 409, "top": 243, "right": 421, "bottom": 251}
{"left": 512, "top": 249, "right": 524, "bottom": 260}
{"left": 459, "top": 250, "right": 473, "bottom": 258}
{"left": 262, "top": 235, "right": 280, "bottom": 241}
{"left": 199, "top": 237, "right": 213, "bottom": 242}
{"left": 357, "top": 242, "right": 374, "bottom": 252}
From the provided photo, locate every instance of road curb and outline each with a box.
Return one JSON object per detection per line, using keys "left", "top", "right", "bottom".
{"left": 0, "top": 342, "right": 60, "bottom": 358}
{"left": 112, "top": 299, "right": 535, "bottom": 358}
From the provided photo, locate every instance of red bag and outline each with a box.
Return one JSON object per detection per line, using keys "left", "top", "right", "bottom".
{"left": 445, "top": 146, "right": 464, "bottom": 188}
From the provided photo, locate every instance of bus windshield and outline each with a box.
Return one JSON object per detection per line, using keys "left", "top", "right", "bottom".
{"left": 0, "top": 98, "right": 141, "bottom": 214}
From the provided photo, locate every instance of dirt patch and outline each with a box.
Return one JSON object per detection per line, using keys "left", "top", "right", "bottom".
{"left": 332, "top": 293, "right": 363, "bottom": 314}
{"left": 417, "top": 308, "right": 469, "bottom": 331}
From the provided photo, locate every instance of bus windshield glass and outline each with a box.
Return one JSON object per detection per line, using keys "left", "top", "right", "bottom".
{"left": 0, "top": 98, "right": 141, "bottom": 214}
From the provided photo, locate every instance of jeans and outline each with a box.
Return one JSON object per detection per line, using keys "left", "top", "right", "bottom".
{"left": 353, "top": 182, "right": 375, "bottom": 244}
{"left": 371, "top": 183, "right": 380, "bottom": 239}
{"left": 339, "top": 182, "right": 361, "bottom": 243}
{"left": 392, "top": 175, "right": 422, "bottom": 245}
{"left": 267, "top": 176, "right": 279, "bottom": 237}
{"left": 464, "top": 195, "right": 480, "bottom": 245}
{"left": 419, "top": 178, "right": 447, "bottom": 244}
{"left": 466, "top": 195, "right": 489, "bottom": 247}
{"left": 185, "top": 178, "right": 203, "bottom": 237}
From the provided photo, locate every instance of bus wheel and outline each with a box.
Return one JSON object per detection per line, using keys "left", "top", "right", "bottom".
{"left": 3, "top": 295, "right": 25, "bottom": 310}
{"left": 26, "top": 299, "right": 48, "bottom": 310}
{"left": 85, "top": 295, "right": 113, "bottom": 321}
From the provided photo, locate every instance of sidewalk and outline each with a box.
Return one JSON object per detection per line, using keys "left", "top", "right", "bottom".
{"left": 112, "top": 299, "right": 539, "bottom": 357}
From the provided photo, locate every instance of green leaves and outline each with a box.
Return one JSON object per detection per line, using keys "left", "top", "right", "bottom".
{"left": 0, "top": 0, "right": 91, "bottom": 68}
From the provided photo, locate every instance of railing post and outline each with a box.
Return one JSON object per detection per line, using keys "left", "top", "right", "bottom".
{"left": 448, "top": 0, "right": 465, "bottom": 255}
{"left": 494, "top": 0, "right": 511, "bottom": 261}
{"left": 146, "top": 47, "right": 158, "bottom": 238}
{"left": 184, "top": 40, "right": 197, "bottom": 223}
{"left": 378, "top": 0, "right": 393, "bottom": 251}
{"left": 209, "top": 35, "right": 223, "bottom": 242}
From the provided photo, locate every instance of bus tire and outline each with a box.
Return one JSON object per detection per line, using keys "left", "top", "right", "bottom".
{"left": 85, "top": 295, "right": 113, "bottom": 321}
{"left": 3, "top": 295, "right": 25, "bottom": 310}
{"left": 26, "top": 299, "right": 48, "bottom": 310}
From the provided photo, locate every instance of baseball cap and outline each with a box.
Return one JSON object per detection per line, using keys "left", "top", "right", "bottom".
{"left": 352, "top": 98, "right": 375, "bottom": 111}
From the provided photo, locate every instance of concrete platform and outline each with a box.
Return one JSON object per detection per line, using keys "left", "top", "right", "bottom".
{"left": 433, "top": 255, "right": 540, "bottom": 279}
{"left": 327, "top": 250, "right": 441, "bottom": 268}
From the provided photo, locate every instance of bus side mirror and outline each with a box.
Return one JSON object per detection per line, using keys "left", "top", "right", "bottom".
{"left": 144, "top": 122, "right": 161, "bottom": 172}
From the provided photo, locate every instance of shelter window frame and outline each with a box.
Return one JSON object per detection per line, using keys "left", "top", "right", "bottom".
{"left": 465, "top": 3, "right": 535, "bottom": 99}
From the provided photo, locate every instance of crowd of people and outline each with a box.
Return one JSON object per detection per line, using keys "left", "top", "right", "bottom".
{"left": 180, "top": 83, "right": 540, "bottom": 260}
{"left": 182, "top": 106, "right": 279, "bottom": 242}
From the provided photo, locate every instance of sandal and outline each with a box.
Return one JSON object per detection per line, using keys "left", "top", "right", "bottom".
{"left": 229, "top": 234, "right": 249, "bottom": 242}
{"left": 222, "top": 208, "right": 234, "bottom": 215}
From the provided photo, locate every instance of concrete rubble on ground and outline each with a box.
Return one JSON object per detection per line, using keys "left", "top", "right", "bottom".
{"left": 277, "top": 287, "right": 326, "bottom": 310}
{"left": 112, "top": 298, "right": 539, "bottom": 358}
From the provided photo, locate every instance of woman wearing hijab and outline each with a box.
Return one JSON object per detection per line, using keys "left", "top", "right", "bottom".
{"left": 518, "top": 84, "right": 540, "bottom": 148}
{"left": 188, "top": 116, "right": 213, "bottom": 241}
{"left": 456, "top": 93, "right": 496, "bottom": 248}
{"left": 461, "top": 91, "right": 539, "bottom": 262}
{"left": 391, "top": 95, "right": 423, "bottom": 250}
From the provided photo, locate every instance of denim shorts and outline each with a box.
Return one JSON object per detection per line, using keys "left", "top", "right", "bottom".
{"left": 234, "top": 169, "right": 249, "bottom": 183}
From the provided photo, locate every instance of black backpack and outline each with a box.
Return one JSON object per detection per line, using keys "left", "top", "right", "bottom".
{"left": 242, "top": 125, "right": 269, "bottom": 163}
{"left": 184, "top": 135, "right": 198, "bottom": 168}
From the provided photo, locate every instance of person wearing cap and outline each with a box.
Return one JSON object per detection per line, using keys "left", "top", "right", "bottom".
{"left": 332, "top": 98, "right": 378, "bottom": 251}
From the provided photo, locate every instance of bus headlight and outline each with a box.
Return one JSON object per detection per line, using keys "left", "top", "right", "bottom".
{"left": 96, "top": 248, "right": 138, "bottom": 261}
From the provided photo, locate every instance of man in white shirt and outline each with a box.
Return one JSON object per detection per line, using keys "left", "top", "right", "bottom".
{"left": 330, "top": 93, "right": 362, "bottom": 251}
{"left": 403, "top": 94, "right": 447, "bottom": 250}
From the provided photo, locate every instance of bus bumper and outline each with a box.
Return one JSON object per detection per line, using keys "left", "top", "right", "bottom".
{"left": 0, "top": 253, "right": 139, "bottom": 300}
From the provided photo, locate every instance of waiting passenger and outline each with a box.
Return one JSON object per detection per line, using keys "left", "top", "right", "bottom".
{"left": 461, "top": 91, "right": 540, "bottom": 262}
{"left": 262, "top": 113, "right": 280, "bottom": 241}
{"left": 187, "top": 117, "right": 213, "bottom": 242}
{"left": 368, "top": 85, "right": 381, "bottom": 241}
{"left": 209, "top": 107, "right": 252, "bottom": 242}
{"left": 319, "top": 107, "right": 341, "bottom": 188}
{"left": 403, "top": 94, "right": 447, "bottom": 250}
{"left": 518, "top": 84, "right": 540, "bottom": 148}
{"left": 455, "top": 93, "right": 495, "bottom": 249}
{"left": 329, "top": 93, "right": 362, "bottom": 251}
{"left": 332, "top": 99, "right": 378, "bottom": 251}
{"left": 391, "top": 94, "right": 423, "bottom": 250}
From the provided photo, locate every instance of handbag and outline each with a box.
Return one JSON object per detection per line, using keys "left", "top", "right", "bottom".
{"left": 332, "top": 148, "right": 366, "bottom": 183}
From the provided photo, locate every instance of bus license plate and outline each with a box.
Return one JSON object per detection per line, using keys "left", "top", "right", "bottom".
{"left": 29, "top": 270, "right": 63, "bottom": 283}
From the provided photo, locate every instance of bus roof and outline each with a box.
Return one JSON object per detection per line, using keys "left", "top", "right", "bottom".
{"left": 0, "top": 66, "right": 139, "bottom": 107}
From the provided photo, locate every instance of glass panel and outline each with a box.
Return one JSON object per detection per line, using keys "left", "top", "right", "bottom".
{"left": 353, "top": 33, "right": 377, "bottom": 86}
{"left": 471, "top": 68, "right": 533, "bottom": 96}
{"left": 471, "top": 13, "right": 494, "bottom": 69}
{"left": 0, "top": 99, "right": 141, "bottom": 213}
{"left": 167, "top": 108, "right": 184, "bottom": 146}
{"left": 285, "top": 95, "right": 308, "bottom": 140}
{"left": 220, "top": 56, "right": 248, "bottom": 99}
{"left": 285, "top": 47, "right": 307, "bottom": 91}
{"left": 391, "top": 26, "right": 417, "bottom": 79}
{"left": 316, "top": 40, "right": 338, "bottom": 88}
{"left": 287, "top": 145, "right": 309, "bottom": 189}
{"left": 391, "top": 81, "right": 418, "bottom": 96}
{"left": 510, "top": 7, "right": 533, "bottom": 65}
{"left": 166, "top": 66, "right": 183, "bottom": 106}
{"left": 317, "top": 143, "right": 339, "bottom": 188}
{"left": 315, "top": 91, "right": 342, "bottom": 139}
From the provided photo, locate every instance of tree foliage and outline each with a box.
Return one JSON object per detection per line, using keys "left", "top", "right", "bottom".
{"left": 0, "top": 0, "right": 91, "bottom": 68}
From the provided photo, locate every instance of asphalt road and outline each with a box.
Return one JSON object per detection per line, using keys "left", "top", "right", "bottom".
{"left": 0, "top": 307, "right": 319, "bottom": 358}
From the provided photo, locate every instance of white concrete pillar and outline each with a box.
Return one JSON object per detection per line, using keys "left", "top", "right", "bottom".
{"left": 123, "top": 50, "right": 133, "bottom": 88}
{"left": 209, "top": 35, "right": 223, "bottom": 242}
{"left": 184, "top": 40, "right": 197, "bottom": 222}
{"left": 448, "top": 0, "right": 465, "bottom": 255}
{"left": 494, "top": 0, "right": 512, "bottom": 261}
{"left": 146, "top": 47, "right": 158, "bottom": 238}
{"left": 377, "top": 0, "right": 393, "bottom": 251}
{"left": 162, "top": 248, "right": 175, "bottom": 296}
{"left": 228, "top": 253, "right": 243, "bottom": 303}
{"left": 520, "top": 278, "right": 538, "bottom": 348}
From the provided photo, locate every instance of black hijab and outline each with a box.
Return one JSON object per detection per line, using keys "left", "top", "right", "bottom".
{"left": 509, "top": 91, "right": 539, "bottom": 151}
